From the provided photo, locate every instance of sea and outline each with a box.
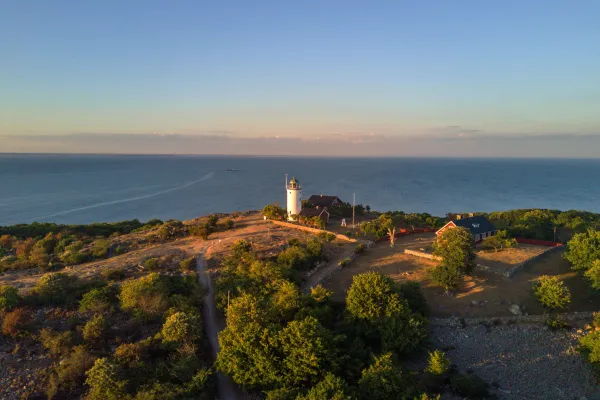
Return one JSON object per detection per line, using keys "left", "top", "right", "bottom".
{"left": 1, "top": 154, "right": 599, "bottom": 226}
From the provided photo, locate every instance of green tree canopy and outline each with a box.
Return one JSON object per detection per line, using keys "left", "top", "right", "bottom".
{"left": 533, "top": 275, "right": 571, "bottom": 310}
{"left": 564, "top": 229, "right": 600, "bottom": 271}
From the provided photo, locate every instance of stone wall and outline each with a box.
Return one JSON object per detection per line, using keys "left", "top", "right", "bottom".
{"left": 430, "top": 311, "right": 595, "bottom": 327}
{"left": 269, "top": 220, "right": 357, "bottom": 242}
{"left": 404, "top": 249, "right": 441, "bottom": 260}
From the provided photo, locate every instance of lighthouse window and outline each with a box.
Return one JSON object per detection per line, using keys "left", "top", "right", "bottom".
{"left": 289, "top": 191, "right": 291, "bottom": 194}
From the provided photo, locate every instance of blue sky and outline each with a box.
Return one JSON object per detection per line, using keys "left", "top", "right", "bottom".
{"left": 1, "top": 0, "right": 599, "bottom": 156}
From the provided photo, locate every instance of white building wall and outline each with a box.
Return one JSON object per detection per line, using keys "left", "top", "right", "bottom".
{"left": 287, "top": 188, "right": 302, "bottom": 220}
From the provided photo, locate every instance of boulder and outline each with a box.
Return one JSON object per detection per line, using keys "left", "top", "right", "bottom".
{"left": 509, "top": 304, "right": 523, "bottom": 315}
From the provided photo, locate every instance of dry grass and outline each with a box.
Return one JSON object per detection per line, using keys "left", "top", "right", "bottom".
{"left": 475, "top": 244, "right": 547, "bottom": 271}
{"left": 324, "top": 238, "right": 600, "bottom": 318}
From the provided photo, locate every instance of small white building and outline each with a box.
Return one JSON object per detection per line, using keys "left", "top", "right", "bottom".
{"left": 286, "top": 176, "right": 302, "bottom": 221}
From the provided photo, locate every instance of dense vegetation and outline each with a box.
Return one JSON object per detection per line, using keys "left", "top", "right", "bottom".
{"left": 0, "top": 215, "right": 235, "bottom": 273}
{"left": 211, "top": 238, "right": 472, "bottom": 398}
{"left": 360, "top": 212, "right": 445, "bottom": 239}
{"left": 1, "top": 268, "right": 214, "bottom": 399}
{"left": 430, "top": 227, "right": 475, "bottom": 291}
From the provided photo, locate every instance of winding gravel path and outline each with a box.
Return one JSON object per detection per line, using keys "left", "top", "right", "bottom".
{"left": 431, "top": 323, "right": 600, "bottom": 400}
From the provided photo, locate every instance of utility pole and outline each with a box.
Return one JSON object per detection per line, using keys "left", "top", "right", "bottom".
{"left": 285, "top": 173, "right": 288, "bottom": 188}
{"left": 352, "top": 193, "right": 356, "bottom": 229}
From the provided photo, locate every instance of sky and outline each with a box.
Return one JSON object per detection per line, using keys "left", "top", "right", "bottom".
{"left": 1, "top": 0, "right": 599, "bottom": 157}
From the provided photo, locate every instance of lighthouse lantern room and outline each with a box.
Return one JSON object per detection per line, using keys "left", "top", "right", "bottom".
{"left": 286, "top": 176, "right": 302, "bottom": 221}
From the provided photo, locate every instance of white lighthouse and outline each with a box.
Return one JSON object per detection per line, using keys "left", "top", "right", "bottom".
{"left": 286, "top": 176, "right": 302, "bottom": 221}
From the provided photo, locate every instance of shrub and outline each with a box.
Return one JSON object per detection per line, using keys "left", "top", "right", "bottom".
{"left": 584, "top": 260, "right": 600, "bottom": 290}
{"left": 161, "top": 311, "right": 202, "bottom": 346}
{"left": 339, "top": 257, "right": 352, "bottom": 267}
{"left": 39, "top": 328, "right": 74, "bottom": 356}
{"left": 46, "top": 345, "right": 97, "bottom": 399}
{"left": 345, "top": 231, "right": 352, "bottom": 237}
{"left": 34, "top": 272, "right": 80, "bottom": 305}
{"left": 207, "top": 215, "right": 219, "bottom": 227}
{"left": 533, "top": 275, "right": 571, "bottom": 310}
{"left": 188, "top": 224, "right": 212, "bottom": 240}
{"left": 143, "top": 257, "right": 161, "bottom": 271}
{"left": 179, "top": 256, "right": 196, "bottom": 272}
{"left": 120, "top": 273, "right": 169, "bottom": 320}
{"left": 354, "top": 243, "right": 365, "bottom": 254}
{"left": 429, "top": 264, "right": 464, "bottom": 292}
{"left": 0, "top": 285, "right": 21, "bottom": 311}
{"left": 82, "top": 315, "right": 107, "bottom": 345}
{"left": 85, "top": 357, "right": 128, "bottom": 400}
{"left": 287, "top": 238, "right": 302, "bottom": 247}
{"left": 425, "top": 350, "right": 450, "bottom": 375}
{"left": 90, "top": 239, "right": 110, "bottom": 258}
{"left": 546, "top": 314, "right": 569, "bottom": 330}
{"left": 2, "top": 307, "right": 33, "bottom": 337}
{"left": 224, "top": 219, "right": 234, "bottom": 229}
{"left": 101, "top": 268, "right": 126, "bottom": 281}
{"left": 232, "top": 239, "right": 252, "bottom": 257}
{"left": 325, "top": 233, "right": 336, "bottom": 243}
{"left": 306, "top": 237, "right": 323, "bottom": 258}
{"left": 399, "top": 281, "right": 428, "bottom": 316}
{"left": 79, "top": 285, "right": 119, "bottom": 314}
{"left": 579, "top": 330, "right": 600, "bottom": 372}
{"left": 450, "top": 373, "right": 490, "bottom": 398}
{"left": 278, "top": 246, "right": 311, "bottom": 270}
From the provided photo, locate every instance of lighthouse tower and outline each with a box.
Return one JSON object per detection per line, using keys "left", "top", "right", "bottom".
{"left": 286, "top": 176, "right": 302, "bottom": 221}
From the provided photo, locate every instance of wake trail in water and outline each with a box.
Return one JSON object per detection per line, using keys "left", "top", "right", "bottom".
{"left": 36, "top": 172, "right": 215, "bottom": 220}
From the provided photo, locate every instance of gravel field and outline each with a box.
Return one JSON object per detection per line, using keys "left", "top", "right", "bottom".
{"left": 431, "top": 324, "right": 600, "bottom": 400}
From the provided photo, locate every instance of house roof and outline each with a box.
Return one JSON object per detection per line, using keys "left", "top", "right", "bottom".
{"left": 307, "top": 195, "right": 342, "bottom": 208}
{"left": 299, "top": 208, "right": 329, "bottom": 217}
{"left": 448, "top": 216, "right": 496, "bottom": 235}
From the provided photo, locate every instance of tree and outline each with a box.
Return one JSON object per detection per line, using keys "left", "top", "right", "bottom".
{"left": 565, "top": 229, "right": 600, "bottom": 271}
{"left": 91, "top": 239, "right": 110, "bottom": 258}
{"left": 298, "top": 374, "right": 351, "bottom": 400}
{"left": 188, "top": 224, "right": 212, "bottom": 240}
{"left": 79, "top": 285, "right": 119, "bottom": 314}
{"left": 345, "top": 272, "right": 426, "bottom": 354}
{"left": 431, "top": 227, "right": 475, "bottom": 291}
{"left": 358, "top": 353, "right": 415, "bottom": 400}
{"left": 207, "top": 215, "right": 219, "bottom": 227}
{"left": 533, "top": 275, "right": 571, "bottom": 310}
{"left": 85, "top": 358, "right": 128, "bottom": 400}
{"left": 481, "top": 230, "right": 517, "bottom": 252}
{"left": 46, "top": 345, "right": 97, "bottom": 399}
{"left": 119, "top": 273, "right": 169, "bottom": 320}
{"left": 161, "top": 311, "right": 202, "bottom": 347}
{"left": 34, "top": 272, "right": 80, "bottom": 305}
{"left": 262, "top": 205, "right": 286, "bottom": 220}
{"left": 2, "top": 307, "right": 33, "bottom": 337}
{"left": 387, "top": 227, "right": 396, "bottom": 247}
{"left": 584, "top": 260, "right": 600, "bottom": 290}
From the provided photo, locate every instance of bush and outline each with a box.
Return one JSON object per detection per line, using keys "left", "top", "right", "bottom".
{"left": 579, "top": 331, "right": 600, "bottom": 371}
{"left": 425, "top": 350, "right": 450, "bottom": 375}
{"left": 101, "top": 268, "right": 126, "bottom": 281}
{"left": 179, "top": 256, "right": 196, "bottom": 272}
{"left": 2, "top": 307, "right": 33, "bottom": 337}
{"left": 339, "top": 257, "right": 352, "bottom": 267}
{"left": 450, "top": 373, "right": 490, "bottom": 398}
{"left": 429, "top": 264, "right": 464, "bottom": 292}
{"left": 85, "top": 357, "right": 128, "bottom": 400}
{"left": 232, "top": 239, "right": 252, "bottom": 257}
{"left": 306, "top": 237, "right": 323, "bottom": 258}
{"left": 224, "top": 219, "right": 234, "bottom": 229}
{"left": 325, "top": 233, "right": 336, "bottom": 243}
{"left": 188, "top": 224, "right": 212, "bottom": 240}
{"left": 0, "top": 285, "right": 21, "bottom": 311}
{"left": 34, "top": 272, "right": 80, "bottom": 305}
{"left": 533, "top": 275, "right": 571, "bottom": 310}
{"left": 144, "top": 257, "right": 161, "bottom": 271}
{"left": 120, "top": 273, "right": 169, "bottom": 320}
{"left": 287, "top": 238, "right": 302, "bottom": 247}
{"left": 207, "top": 215, "right": 219, "bottom": 227}
{"left": 46, "top": 345, "right": 97, "bottom": 399}
{"left": 91, "top": 239, "right": 110, "bottom": 258}
{"left": 82, "top": 315, "right": 107, "bottom": 345}
{"left": 354, "top": 243, "right": 365, "bottom": 254}
{"left": 161, "top": 311, "right": 202, "bottom": 346}
{"left": 79, "top": 285, "right": 119, "bottom": 314}
{"left": 546, "top": 314, "right": 569, "bottom": 330}
{"left": 277, "top": 246, "right": 310, "bottom": 270}
{"left": 40, "top": 328, "right": 74, "bottom": 356}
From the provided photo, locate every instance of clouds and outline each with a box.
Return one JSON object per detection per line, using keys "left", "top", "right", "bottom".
{"left": 2, "top": 130, "right": 600, "bottom": 157}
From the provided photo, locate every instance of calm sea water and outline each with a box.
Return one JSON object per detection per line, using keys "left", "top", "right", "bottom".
{"left": 1, "top": 154, "right": 599, "bottom": 226}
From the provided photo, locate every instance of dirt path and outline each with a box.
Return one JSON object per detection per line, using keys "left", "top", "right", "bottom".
{"left": 196, "top": 251, "right": 241, "bottom": 400}
{"left": 302, "top": 247, "right": 356, "bottom": 292}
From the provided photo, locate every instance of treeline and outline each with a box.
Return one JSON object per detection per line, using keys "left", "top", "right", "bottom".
{"left": 0, "top": 267, "right": 215, "bottom": 399}
{"left": 0, "top": 219, "right": 164, "bottom": 239}
{"left": 361, "top": 212, "right": 445, "bottom": 239}
{"left": 484, "top": 209, "right": 600, "bottom": 241}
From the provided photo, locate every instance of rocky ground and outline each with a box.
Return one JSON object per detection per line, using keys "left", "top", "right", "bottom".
{"left": 431, "top": 322, "right": 600, "bottom": 400}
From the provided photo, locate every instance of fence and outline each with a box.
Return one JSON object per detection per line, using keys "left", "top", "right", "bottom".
{"left": 375, "top": 227, "right": 435, "bottom": 243}
{"left": 269, "top": 220, "right": 357, "bottom": 242}
{"left": 404, "top": 249, "right": 441, "bottom": 260}
{"left": 515, "top": 238, "right": 563, "bottom": 247}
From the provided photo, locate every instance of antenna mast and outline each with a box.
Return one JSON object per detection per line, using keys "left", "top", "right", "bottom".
{"left": 352, "top": 193, "right": 356, "bottom": 229}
